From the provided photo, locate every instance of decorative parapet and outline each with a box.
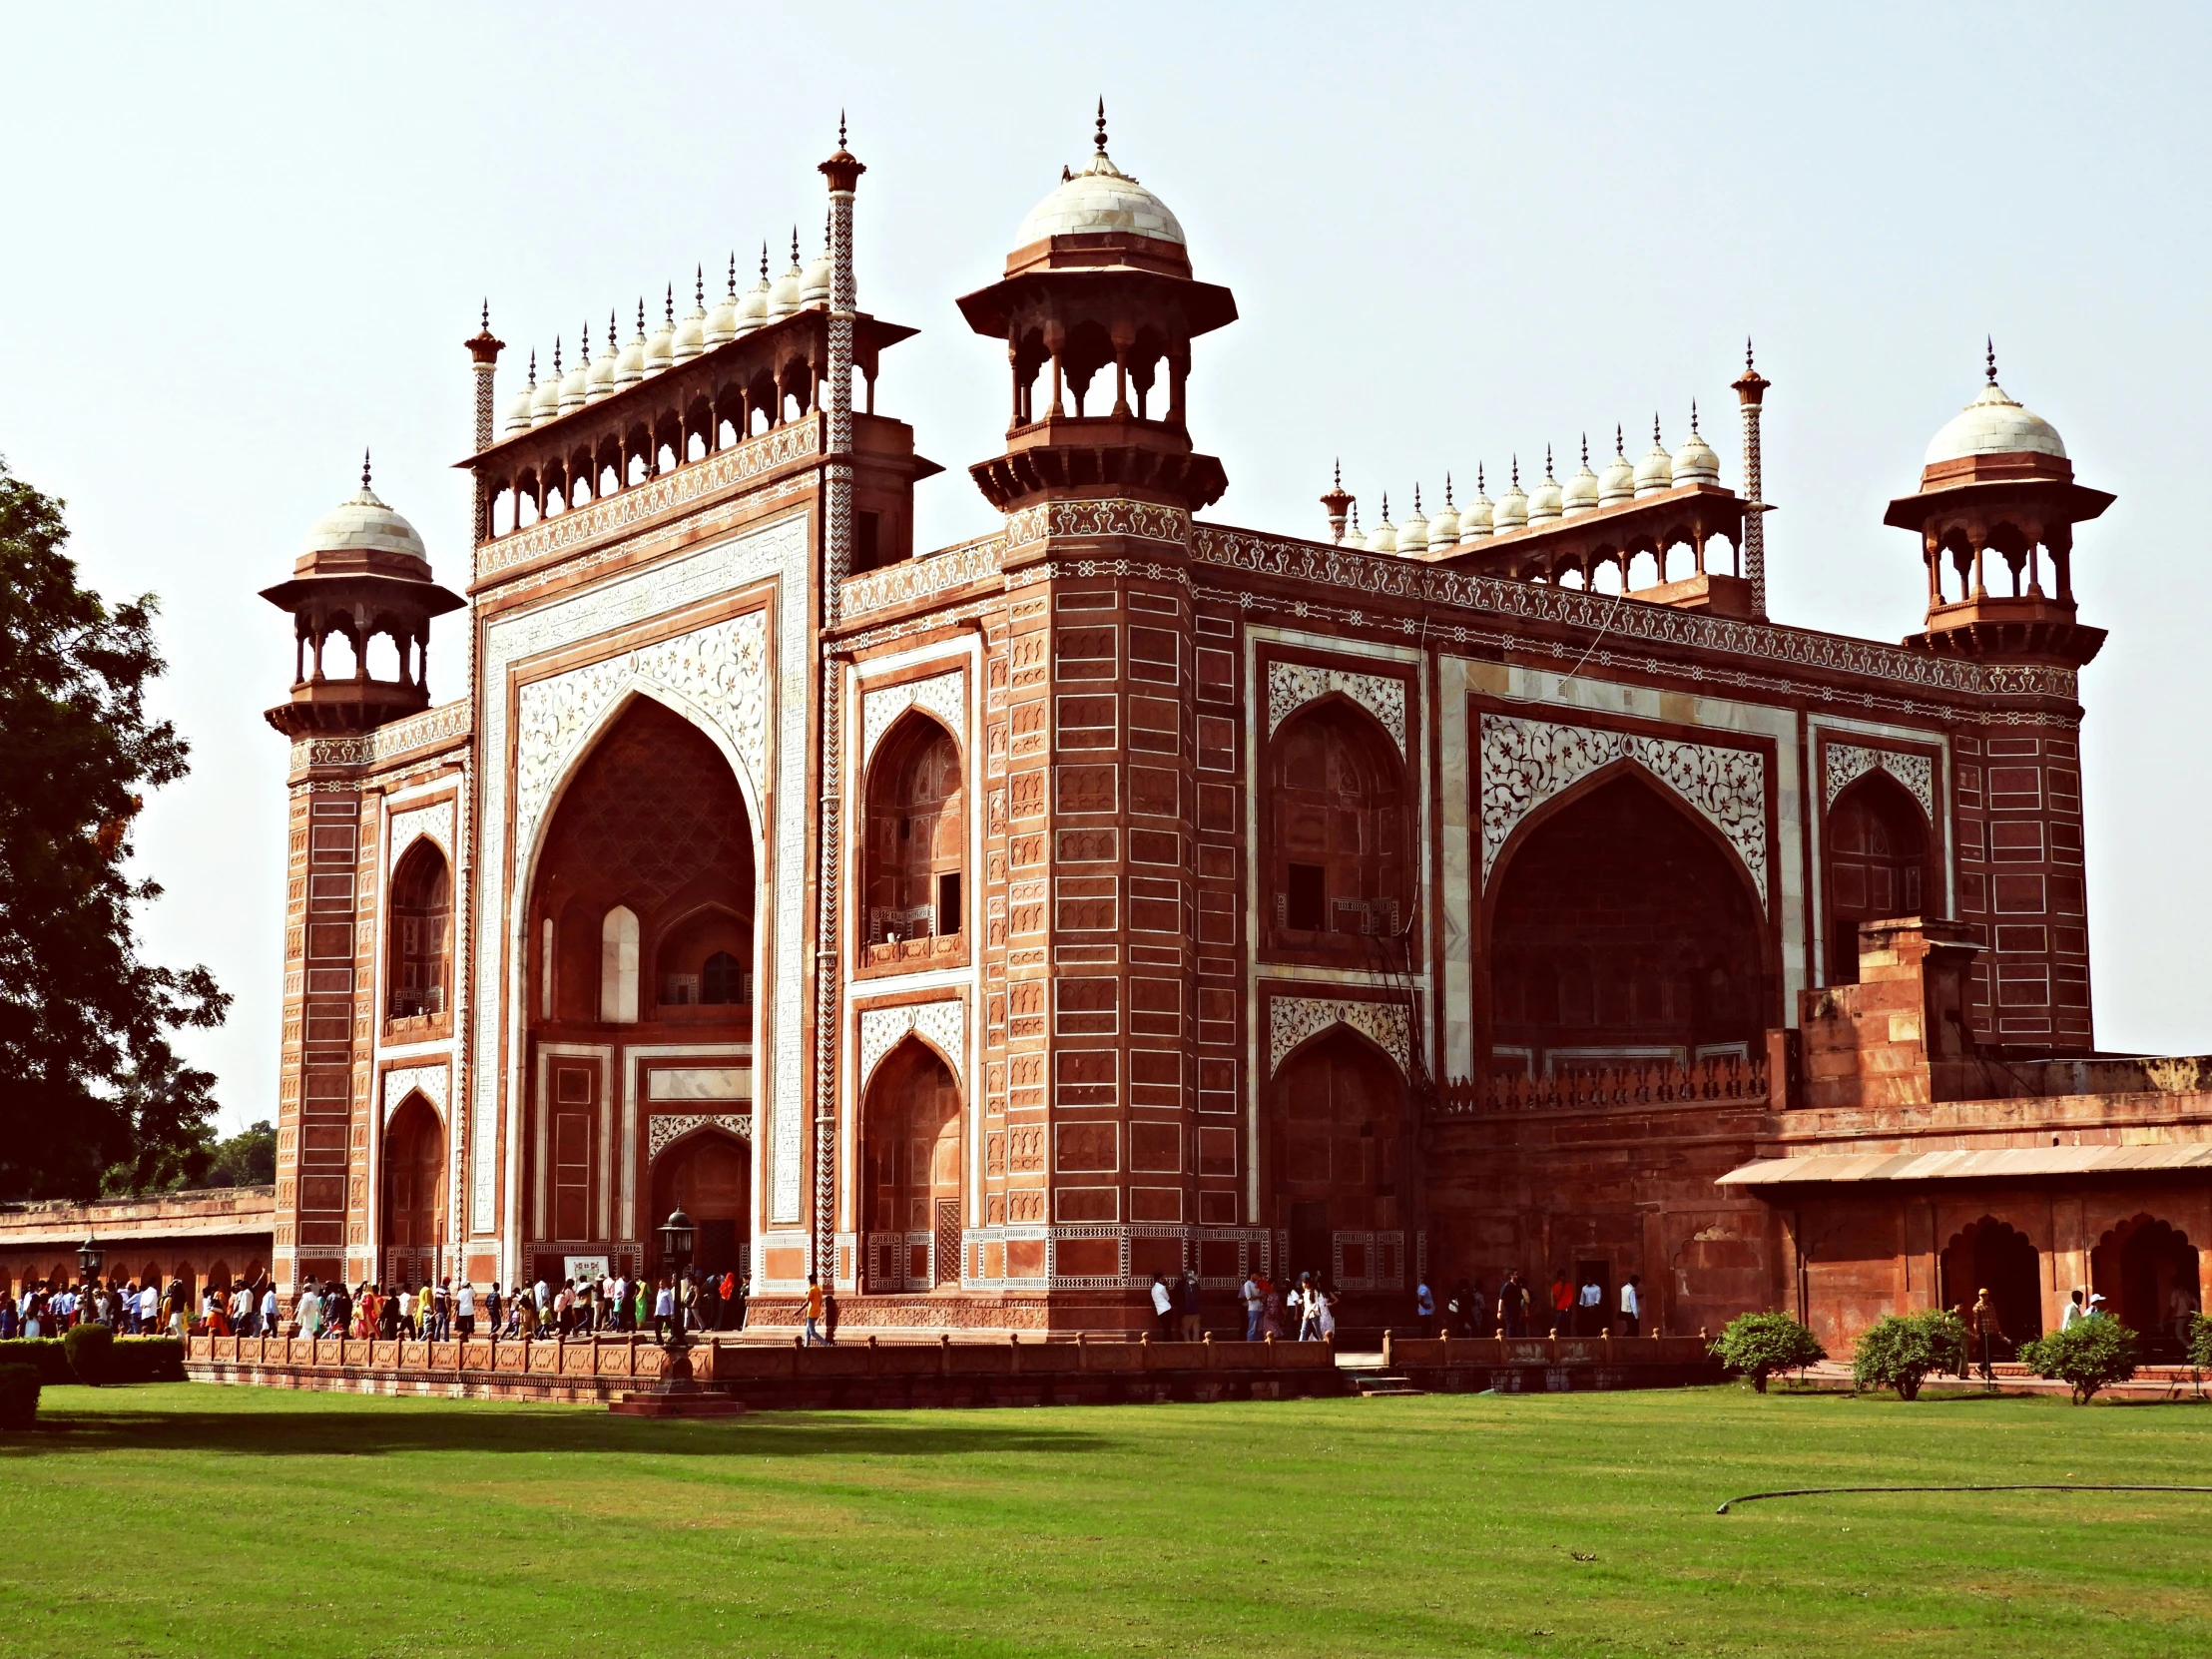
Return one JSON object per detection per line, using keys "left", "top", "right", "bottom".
{"left": 839, "top": 533, "right": 1005, "bottom": 620}
{"left": 1440, "top": 1053, "right": 1770, "bottom": 1113}
{"left": 289, "top": 699, "right": 471, "bottom": 775}
{"left": 1189, "top": 524, "right": 2078, "bottom": 703}
{"left": 1004, "top": 498, "right": 1190, "bottom": 550}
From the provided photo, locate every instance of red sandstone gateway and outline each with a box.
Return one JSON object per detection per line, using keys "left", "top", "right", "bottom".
{"left": 12, "top": 115, "right": 2202, "bottom": 1370}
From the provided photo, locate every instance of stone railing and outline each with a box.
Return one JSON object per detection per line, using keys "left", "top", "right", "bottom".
{"left": 1437, "top": 1053, "right": 1770, "bottom": 1114}
{"left": 839, "top": 532, "right": 1005, "bottom": 621}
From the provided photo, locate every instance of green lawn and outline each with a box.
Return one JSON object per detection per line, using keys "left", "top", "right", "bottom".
{"left": 3, "top": 1383, "right": 2210, "bottom": 1657}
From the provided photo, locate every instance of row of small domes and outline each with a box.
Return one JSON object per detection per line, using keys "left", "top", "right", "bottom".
{"left": 502, "top": 236, "right": 835, "bottom": 437}
{"left": 1344, "top": 412, "right": 1722, "bottom": 552}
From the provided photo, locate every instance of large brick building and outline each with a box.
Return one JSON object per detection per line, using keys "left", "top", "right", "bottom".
{"left": 178, "top": 114, "right": 2210, "bottom": 1353}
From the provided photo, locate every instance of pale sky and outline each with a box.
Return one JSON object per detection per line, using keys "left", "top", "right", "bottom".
{"left": 5, "top": 5, "right": 2208, "bottom": 1132}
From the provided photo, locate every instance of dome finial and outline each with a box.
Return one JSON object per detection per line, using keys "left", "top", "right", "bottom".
{"left": 637, "top": 297, "right": 646, "bottom": 333}
{"left": 1690, "top": 397, "right": 1700, "bottom": 434}
{"left": 1615, "top": 421, "right": 1624, "bottom": 457}
{"left": 1746, "top": 335, "right": 1755, "bottom": 371}
{"left": 1477, "top": 461, "right": 1485, "bottom": 493}
{"left": 1580, "top": 432, "right": 1589, "bottom": 468}
{"left": 696, "top": 265, "right": 705, "bottom": 307}
{"left": 480, "top": 298, "right": 489, "bottom": 331}
{"left": 760, "top": 242, "right": 769, "bottom": 281}
{"left": 1413, "top": 482, "right": 1422, "bottom": 515}
{"left": 580, "top": 321, "right": 591, "bottom": 363}
{"left": 791, "top": 226, "right": 801, "bottom": 265}
{"left": 839, "top": 108, "right": 847, "bottom": 148}
{"left": 1381, "top": 490, "right": 1389, "bottom": 520}
{"left": 664, "top": 283, "right": 674, "bottom": 325}
{"left": 1333, "top": 457, "right": 1342, "bottom": 489}
{"left": 552, "top": 335, "right": 562, "bottom": 375}
{"left": 1444, "top": 471, "right": 1454, "bottom": 507}
{"left": 1095, "top": 97, "right": 1108, "bottom": 153}
{"left": 1511, "top": 454, "right": 1519, "bottom": 488}
{"left": 727, "top": 252, "right": 738, "bottom": 296}
{"left": 608, "top": 310, "right": 617, "bottom": 352}
{"left": 1653, "top": 412, "right": 1662, "bottom": 446}
{"left": 361, "top": 447, "right": 372, "bottom": 490}
{"left": 1986, "top": 335, "right": 1997, "bottom": 384}
{"left": 1545, "top": 442, "right": 1553, "bottom": 476}
{"left": 526, "top": 348, "right": 535, "bottom": 388}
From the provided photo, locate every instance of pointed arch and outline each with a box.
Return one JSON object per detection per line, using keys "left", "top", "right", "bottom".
{"left": 1266, "top": 696, "right": 1411, "bottom": 952}
{"left": 387, "top": 836, "right": 452, "bottom": 1021}
{"left": 859, "top": 1034, "right": 964, "bottom": 1292}
{"left": 1266, "top": 1026, "right": 1409, "bottom": 1289}
{"left": 861, "top": 710, "right": 965, "bottom": 954}
{"left": 1825, "top": 768, "right": 1933, "bottom": 984}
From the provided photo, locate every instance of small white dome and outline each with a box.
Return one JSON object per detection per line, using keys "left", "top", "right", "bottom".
{"left": 1598, "top": 433, "right": 1636, "bottom": 505}
{"left": 529, "top": 350, "right": 563, "bottom": 426}
{"left": 1494, "top": 467, "right": 1529, "bottom": 531}
{"left": 735, "top": 273, "right": 771, "bottom": 335}
{"left": 1460, "top": 474, "right": 1494, "bottom": 541}
{"left": 801, "top": 245, "right": 832, "bottom": 308}
{"left": 305, "top": 469, "right": 427, "bottom": 564}
{"left": 1014, "top": 146, "right": 1186, "bottom": 250}
{"left": 502, "top": 367, "right": 536, "bottom": 437}
{"left": 558, "top": 345, "right": 590, "bottom": 415}
{"left": 1634, "top": 422, "right": 1673, "bottom": 496}
{"left": 586, "top": 327, "right": 618, "bottom": 402}
{"left": 767, "top": 250, "right": 804, "bottom": 320}
{"left": 1562, "top": 441, "right": 1601, "bottom": 515}
{"left": 1527, "top": 452, "right": 1564, "bottom": 522}
{"left": 1673, "top": 410, "right": 1720, "bottom": 485}
{"left": 1369, "top": 498, "right": 1398, "bottom": 553}
{"left": 644, "top": 299, "right": 677, "bottom": 375}
{"left": 614, "top": 315, "right": 648, "bottom": 387}
{"left": 672, "top": 279, "right": 709, "bottom": 365}
{"left": 1926, "top": 378, "right": 2067, "bottom": 467}
{"left": 1399, "top": 492, "right": 1429, "bottom": 552}
{"left": 705, "top": 268, "right": 741, "bottom": 346}
{"left": 1428, "top": 484, "right": 1460, "bottom": 545}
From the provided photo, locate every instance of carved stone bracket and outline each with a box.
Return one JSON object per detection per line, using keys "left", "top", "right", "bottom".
{"left": 861, "top": 669, "right": 965, "bottom": 768}
{"left": 1267, "top": 995, "right": 1411, "bottom": 1079}
{"left": 1479, "top": 712, "right": 1769, "bottom": 905}
{"left": 858, "top": 998, "right": 966, "bottom": 1089}
{"left": 1825, "top": 742, "right": 1936, "bottom": 823}
{"left": 1266, "top": 661, "right": 1408, "bottom": 755}
{"left": 646, "top": 1113, "right": 753, "bottom": 1162}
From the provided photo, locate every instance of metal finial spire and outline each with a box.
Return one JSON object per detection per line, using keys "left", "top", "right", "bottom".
{"left": 1580, "top": 432, "right": 1589, "bottom": 468}
{"left": 526, "top": 348, "right": 536, "bottom": 387}
{"left": 1545, "top": 442, "right": 1553, "bottom": 477}
{"left": 361, "top": 447, "right": 372, "bottom": 490}
{"left": 1746, "top": 335, "right": 1755, "bottom": 370}
{"left": 1413, "top": 482, "right": 1422, "bottom": 515}
{"left": 790, "top": 226, "right": 801, "bottom": 265}
{"left": 608, "top": 310, "right": 617, "bottom": 351}
{"left": 552, "top": 336, "right": 561, "bottom": 374}
{"left": 1986, "top": 335, "right": 1997, "bottom": 384}
{"left": 1095, "top": 97, "right": 1108, "bottom": 152}
{"left": 580, "top": 321, "right": 590, "bottom": 362}
{"left": 727, "top": 252, "right": 737, "bottom": 296}
{"left": 664, "top": 283, "right": 674, "bottom": 324}
{"left": 1351, "top": 501, "right": 1362, "bottom": 532}
{"left": 695, "top": 265, "right": 704, "bottom": 306}
{"left": 838, "top": 109, "right": 847, "bottom": 147}
{"left": 1511, "top": 454, "right": 1520, "bottom": 488}
{"left": 480, "top": 298, "right": 489, "bottom": 330}
{"left": 1444, "top": 471, "right": 1454, "bottom": 507}
{"left": 760, "top": 242, "right": 769, "bottom": 280}
{"left": 1381, "top": 490, "right": 1389, "bottom": 520}
{"left": 1653, "top": 412, "right": 1662, "bottom": 446}
{"left": 1477, "top": 461, "right": 1485, "bottom": 493}
{"left": 637, "top": 297, "right": 646, "bottom": 333}
{"left": 1615, "top": 421, "right": 1624, "bottom": 457}
{"left": 1333, "top": 457, "right": 1342, "bottom": 488}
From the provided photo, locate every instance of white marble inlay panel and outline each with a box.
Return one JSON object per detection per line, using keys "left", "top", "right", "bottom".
{"left": 1265, "top": 661, "right": 1407, "bottom": 754}
{"left": 1478, "top": 712, "right": 1769, "bottom": 905}
{"left": 382, "top": 1061, "right": 449, "bottom": 1125}
{"left": 646, "top": 1113, "right": 753, "bottom": 1162}
{"left": 387, "top": 800, "right": 455, "bottom": 869}
{"left": 861, "top": 669, "right": 965, "bottom": 768}
{"left": 1267, "top": 996, "right": 1411, "bottom": 1079}
{"left": 646, "top": 1067, "right": 752, "bottom": 1102}
{"left": 1825, "top": 742, "right": 1936, "bottom": 823}
{"left": 858, "top": 999, "right": 966, "bottom": 1089}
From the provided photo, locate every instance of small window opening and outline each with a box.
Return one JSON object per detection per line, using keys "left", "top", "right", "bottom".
{"left": 1286, "top": 863, "right": 1327, "bottom": 930}
{"left": 936, "top": 871, "right": 962, "bottom": 936}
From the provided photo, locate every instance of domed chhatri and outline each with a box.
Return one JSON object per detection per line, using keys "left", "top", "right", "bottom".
{"left": 1925, "top": 343, "right": 2067, "bottom": 469}
{"left": 302, "top": 458, "right": 430, "bottom": 568}
{"left": 1012, "top": 100, "right": 1186, "bottom": 257}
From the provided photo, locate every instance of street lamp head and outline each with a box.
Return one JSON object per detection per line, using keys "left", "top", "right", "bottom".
{"left": 658, "top": 1208, "right": 695, "bottom": 1270}
{"left": 78, "top": 1232, "right": 104, "bottom": 1282}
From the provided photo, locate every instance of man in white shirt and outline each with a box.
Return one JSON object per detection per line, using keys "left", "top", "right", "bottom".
{"left": 455, "top": 1280, "right": 476, "bottom": 1338}
{"left": 139, "top": 1281, "right": 161, "bottom": 1332}
{"left": 260, "top": 1284, "right": 277, "bottom": 1335}
{"left": 1241, "top": 1273, "right": 1263, "bottom": 1342}
{"left": 1149, "top": 1274, "right": 1174, "bottom": 1337}
{"left": 1578, "top": 1277, "right": 1603, "bottom": 1337}
{"left": 1618, "top": 1275, "right": 1643, "bottom": 1338}
{"left": 2060, "top": 1288, "right": 2087, "bottom": 1328}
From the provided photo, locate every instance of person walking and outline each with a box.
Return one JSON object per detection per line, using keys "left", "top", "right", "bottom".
{"left": 1577, "top": 1274, "right": 1603, "bottom": 1337}
{"left": 455, "top": 1279, "right": 476, "bottom": 1340}
{"left": 1618, "top": 1275, "right": 1642, "bottom": 1339}
{"left": 2060, "top": 1287, "right": 2086, "bottom": 1329}
{"left": 1241, "top": 1269, "right": 1264, "bottom": 1341}
{"left": 1547, "top": 1271, "right": 1573, "bottom": 1339}
{"left": 801, "top": 1274, "right": 825, "bottom": 1346}
{"left": 1970, "top": 1287, "right": 2001, "bottom": 1382}
{"left": 1498, "top": 1272, "right": 1526, "bottom": 1339}
{"left": 1175, "top": 1272, "right": 1202, "bottom": 1343}
{"left": 1416, "top": 1279, "right": 1436, "bottom": 1340}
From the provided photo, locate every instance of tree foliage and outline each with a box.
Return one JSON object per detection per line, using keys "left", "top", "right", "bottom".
{"left": 1710, "top": 1311, "right": 1827, "bottom": 1392}
{"left": 199, "top": 1120, "right": 276, "bottom": 1190}
{"left": 0, "top": 457, "right": 229, "bottom": 1201}
{"left": 2018, "top": 1319, "right": 2141, "bottom": 1404}
{"left": 1851, "top": 1311, "right": 1967, "bottom": 1400}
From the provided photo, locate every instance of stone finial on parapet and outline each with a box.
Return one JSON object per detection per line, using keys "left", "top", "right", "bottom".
{"left": 1796, "top": 916, "right": 1990, "bottom": 1109}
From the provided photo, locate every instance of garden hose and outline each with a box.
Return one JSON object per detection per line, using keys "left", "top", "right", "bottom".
{"left": 1717, "top": 1483, "right": 2212, "bottom": 1514}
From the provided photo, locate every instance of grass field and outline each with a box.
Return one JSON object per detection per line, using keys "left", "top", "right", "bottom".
{"left": 3, "top": 1383, "right": 2210, "bottom": 1658}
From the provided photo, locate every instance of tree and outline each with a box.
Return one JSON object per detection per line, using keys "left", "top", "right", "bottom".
{"left": 2191, "top": 1312, "right": 2212, "bottom": 1375}
{"left": 1851, "top": 1311, "right": 1967, "bottom": 1400}
{"left": 0, "top": 457, "right": 229, "bottom": 1201}
{"left": 1711, "top": 1311, "right": 1827, "bottom": 1392}
{"left": 200, "top": 1120, "right": 276, "bottom": 1189}
{"left": 2018, "top": 1318, "right": 2141, "bottom": 1404}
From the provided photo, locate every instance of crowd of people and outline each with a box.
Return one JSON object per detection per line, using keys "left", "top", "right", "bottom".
{"left": 1211, "top": 1267, "right": 1650, "bottom": 1343}
{"left": 0, "top": 1274, "right": 209, "bottom": 1339}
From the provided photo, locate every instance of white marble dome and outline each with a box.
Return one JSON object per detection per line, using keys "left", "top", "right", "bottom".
{"left": 1926, "top": 379, "right": 2067, "bottom": 466}
{"left": 306, "top": 473, "right": 426, "bottom": 564}
{"left": 672, "top": 288, "right": 709, "bottom": 365}
{"left": 614, "top": 319, "right": 648, "bottom": 387}
{"left": 1599, "top": 440, "right": 1636, "bottom": 505}
{"left": 1494, "top": 469, "right": 1529, "bottom": 531}
{"left": 1673, "top": 417, "right": 1720, "bottom": 486}
{"left": 1527, "top": 455, "right": 1564, "bottom": 522}
{"left": 1460, "top": 478, "right": 1494, "bottom": 541}
{"left": 767, "top": 255, "right": 804, "bottom": 321}
{"left": 586, "top": 331, "right": 618, "bottom": 402}
{"left": 558, "top": 346, "right": 591, "bottom": 414}
{"left": 502, "top": 371, "right": 536, "bottom": 437}
{"left": 802, "top": 246, "right": 832, "bottom": 308}
{"left": 529, "top": 356, "right": 563, "bottom": 426}
{"left": 1015, "top": 149, "right": 1186, "bottom": 250}
{"left": 1428, "top": 488, "right": 1460, "bottom": 545}
{"left": 1634, "top": 426, "right": 1674, "bottom": 496}
{"left": 1563, "top": 444, "right": 1601, "bottom": 515}
{"left": 736, "top": 272, "right": 771, "bottom": 336}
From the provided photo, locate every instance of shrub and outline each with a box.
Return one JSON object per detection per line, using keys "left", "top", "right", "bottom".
{"left": 2019, "top": 1318, "right": 2141, "bottom": 1404}
{"left": 1851, "top": 1311, "right": 1967, "bottom": 1400}
{"left": 2190, "top": 1312, "right": 2212, "bottom": 1374}
{"left": 1710, "top": 1312, "right": 1827, "bottom": 1392}
{"left": 63, "top": 1322, "right": 115, "bottom": 1384}
{"left": 0, "top": 1336, "right": 184, "bottom": 1385}
{"left": 0, "top": 1365, "right": 39, "bottom": 1430}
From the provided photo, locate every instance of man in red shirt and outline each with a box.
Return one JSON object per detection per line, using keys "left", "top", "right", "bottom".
{"left": 1549, "top": 1271, "right": 1574, "bottom": 1338}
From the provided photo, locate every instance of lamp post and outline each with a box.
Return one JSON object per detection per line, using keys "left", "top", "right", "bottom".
{"left": 657, "top": 1208, "right": 696, "bottom": 1383}
{"left": 77, "top": 1233, "right": 105, "bottom": 1330}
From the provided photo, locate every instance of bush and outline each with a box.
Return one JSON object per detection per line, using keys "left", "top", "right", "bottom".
{"left": 2190, "top": 1312, "right": 2212, "bottom": 1373}
{"left": 1710, "top": 1312, "right": 1827, "bottom": 1392}
{"left": 2019, "top": 1318, "right": 2141, "bottom": 1404}
{"left": 63, "top": 1322, "right": 115, "bottom": 1384}
{"left": 1851, "top": 1311, "right": 1967, "bottom": 1400}
{"left": 0, "top": 1336, "right": 184, "bottom": 1385}
{"left": 0, "top": 1365, "right": 39, "bottom": 1430}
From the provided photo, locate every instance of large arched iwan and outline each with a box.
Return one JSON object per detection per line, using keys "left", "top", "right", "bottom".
{"left": 860, "top": 1035, "right": 962, "bottom": 1292}
{"left": 651, "top": 1128, "right": 750, "bottom": 1282}
{"left": 1483, "top": 768, "right": 1773, "bottom": 1075}
{"left": 1824, "top": 769, "right": 1934, "bottom": 983}
{"left": 381, "top": 1092, "right": 445, "bottom": 1290}
{"left": 1266, "top": 1026, "right": 1407, "bottom": 1290}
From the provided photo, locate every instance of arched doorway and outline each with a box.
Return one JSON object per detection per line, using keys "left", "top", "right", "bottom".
{"left": 650, "top": 1130, "right": 750, "bottom": 1282}
{"left": 387, "top": 839, "right": 452, "bottom": 1020}
{"left": 1825, "top": 771, "right": 1931, "bottom": 984}
{"left": 1266, "top": 700, "right": 1407, "bottom": 953}
{"left": 860, "top": 1037, "right": 962, "bottom": 1292}
{"left": 1269, "top": 1028, "right": 1406, "bottom": 1290}
{"left": 2093, "top": 1215, "right": 2201, "bottom": 1354}
{"left": 526, "top": 696, "right": 757, "bottom": 1273}
{"left": 1938, "top": 1217, "right": 2042, "bottom": 1353}
{"left": 381, "top": 1093, "right": 445, "bottom": 1290}
{"left": 862, "top": 713, "right": 964, "bottom": 954}
{"left": 1486, "top": 772, "right": 1769, "bottom": 1075}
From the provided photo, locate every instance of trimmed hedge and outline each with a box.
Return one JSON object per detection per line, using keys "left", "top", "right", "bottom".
{"left": 0, "top": 1365, "right": 38, "bottom": 1430}
{"left": 63, "top": 1323, "right": 115, "bottom": 1383}
{"left": 0, "top": 1337, "right": 185, "bottom": 1385}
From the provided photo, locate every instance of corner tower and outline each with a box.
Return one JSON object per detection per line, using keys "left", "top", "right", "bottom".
{"left": 1886, "top": 349, "right": 2111, "bottom": 1049}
